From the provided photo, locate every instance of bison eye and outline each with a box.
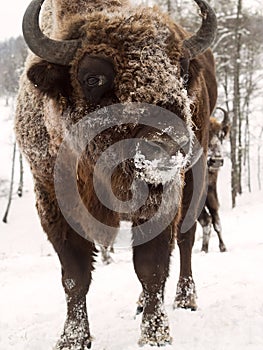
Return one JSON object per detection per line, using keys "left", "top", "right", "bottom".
{"left": 84, "top": 75, "right": 107, "bottom": 88}
{"left": 87, "top": 76, "right": 100, "bottom": 86}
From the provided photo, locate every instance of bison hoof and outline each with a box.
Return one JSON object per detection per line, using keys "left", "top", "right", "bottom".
{"left": 56, "top": 336, "right": 92, "bottom": 350}
{"left": 136, "top": 305, "right": 144, "bottom": 315}
{"left": 135, "top": 291, "right": 145, "bottom": 316}
{"left": 201, "top": 245, "right": 209, "bottom": 253}
{"left": 55, "top": 319, "right": 92, "bottom": 350}
{"left": 173, "top": 276, "right": 197, "bottom": 311}
{"left": 138, "top": 310, "right": 172, "bottom": 347}
{"left": 219, "top": 243, "right": 227, "bottom": 252}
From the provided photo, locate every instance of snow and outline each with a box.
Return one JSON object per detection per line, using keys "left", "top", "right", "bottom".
{"left": 134, "top": 148, "right": 185, "bottom": 185}
{"left": 1, "top": 99, "right": 263, "bottom": 349}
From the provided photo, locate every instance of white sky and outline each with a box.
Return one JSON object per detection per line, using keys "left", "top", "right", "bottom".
{"left": 0, "top": 0, "right": 262, "bottom": 42}
{"left": 0, "top": 0, "right": 30, "bottom": 41}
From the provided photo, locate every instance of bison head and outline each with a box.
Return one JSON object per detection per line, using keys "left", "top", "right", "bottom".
{"left": 23, "top": 0, "right": 217, "bottom": 106}
{"left": 208, "top": 107, "right": 230, "bottom": 171}
{"left": 22, "top": 0, "right": 217, "bottom": 179}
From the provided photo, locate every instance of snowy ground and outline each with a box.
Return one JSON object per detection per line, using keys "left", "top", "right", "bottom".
{"left": 1, "top": 99, "right": 263, "bottom": 349}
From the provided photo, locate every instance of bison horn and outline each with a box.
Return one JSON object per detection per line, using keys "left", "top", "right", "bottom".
{"left": 22, "top": 0, "right": 81, "bottom": 65}
{"left": 183, "top": 0, "right": 217, "bottom": 59}
{"left": 216, "top": 107, "right": 230, "bottom": 126}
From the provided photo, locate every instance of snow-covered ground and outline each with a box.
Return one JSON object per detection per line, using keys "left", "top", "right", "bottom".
{"left": 1, "top": 99, "right": 263, "bottom": 349}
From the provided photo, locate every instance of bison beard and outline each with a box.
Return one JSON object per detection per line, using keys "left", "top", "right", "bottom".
{"left": 15, "top": 0, "right": 218, "bottom": 348}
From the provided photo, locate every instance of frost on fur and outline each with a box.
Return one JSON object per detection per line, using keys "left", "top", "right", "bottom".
{"left": 56, "top": 297, "right": 92, "bottom": 350}
{"left": 134, "top": 148, "right": 185, "bottom": 185}
{"left": 173, "top": 276, "right": 197, "bottom": 311}
{"left": 136, "top": 290, "right": 173, "bottom": 346}
{"left": 138, "top": 306, "right": 172, "bottom": 346}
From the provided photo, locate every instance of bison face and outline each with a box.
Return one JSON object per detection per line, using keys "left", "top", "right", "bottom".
{"left": 207, "top": 133, "right": 224, "bottom": 171}
{"left": 208, "top": 108, "right": 230, "bottom": 171}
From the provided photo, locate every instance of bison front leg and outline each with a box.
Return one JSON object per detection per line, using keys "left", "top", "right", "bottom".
{"left": 198, "top": 207, "right": 212, "bottom": 253}
{"left": 213, "top": 219, "right": 227, "bottom": 252}
{"left": 54, "top": 231, "right": 95, "bottom": 350}
{"left": 173, "top": 156, "right": 207, "bottom": 310}
{"left": 133, "top": 223, "right": 173, "bottom": 346}
{"left": 173, "top": 224, "right": 197, "bottom": 310}
{"left": 34, "top": 182, "right": 94, "bottom": 350}
{"left": 206, "top": 188, "right": 227, "bottom": 252}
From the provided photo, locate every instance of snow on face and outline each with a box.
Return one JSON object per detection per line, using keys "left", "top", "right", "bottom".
{"left": 134, "top": 148, "right": 186, "bottom": 185}
{"left": 133, "top": 118, "right": 194, "bottom": 186}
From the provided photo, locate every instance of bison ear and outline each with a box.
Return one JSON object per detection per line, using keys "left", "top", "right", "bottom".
{"left": 27, "top": 60, "right": 71, "bottom": 98}
{"left": 222, "top": 124, "right": 231, "bottom": 139}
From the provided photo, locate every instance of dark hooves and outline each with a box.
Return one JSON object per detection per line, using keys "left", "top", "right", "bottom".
{"left": 136, "top": 305, "right": 144, "bottom": 315}
{"left": 201, "top": 246, "right": 208, "bottom": 253}
{"left": 219, "top": 245, "right": 227, "bottom": 252}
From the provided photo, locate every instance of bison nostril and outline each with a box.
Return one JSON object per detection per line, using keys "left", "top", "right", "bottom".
{"left": 139, "top": 141, "right": 167, "bottom": 161}
{"left": 144, "top": 139, "right": 186, "bottom": 159}
{"left": 178, "top": 135, "right": 189, "bottom": 149}
{"left": 157, "top": 143, "right": 179, "bottom": 158}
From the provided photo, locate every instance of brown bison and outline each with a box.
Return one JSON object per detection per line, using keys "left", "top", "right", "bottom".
{"left": 15, "top": 0, "right": 217, "bottom": 347}
{"left": 198, "top": 107, "right": 230, "bottom": 253}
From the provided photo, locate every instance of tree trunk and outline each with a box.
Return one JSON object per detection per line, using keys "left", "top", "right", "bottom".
{"left": 258, "top": 127, "right": 263, "bottom": 191}
{"left": 2, "top": 142, "right": 16, "bottom": 223}
{"left": 17, "top": 152, "right": 24, "bottom": 197}
{"left": 230, "top": 0, "right": 243, "bottom": 208}
{"left": 244, "top": 106, "right": 251, "bottom": 192}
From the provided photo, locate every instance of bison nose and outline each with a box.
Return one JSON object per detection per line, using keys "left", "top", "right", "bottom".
{"left": 134, "top": 137, "right": 188, "bottom": 185}
{"left": 151, "top": 136, "right": 190, "bottom": 158}
{"left": 139, "top": 140, "right": 172, "bottom": 161}
{"left": 208, "top": 157, "right": 224, "bottom": 168}
{"left": 139, "top": 134, "right": 190, "bottom": 161}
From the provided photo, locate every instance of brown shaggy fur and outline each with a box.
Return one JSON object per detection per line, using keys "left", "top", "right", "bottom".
{"left": 15, "top": 0, "right": 217, "bottom": 348}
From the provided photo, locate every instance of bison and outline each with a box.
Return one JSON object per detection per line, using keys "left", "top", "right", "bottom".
{"left": 199, "top": 107, "right": 230, "bottom": 253}
{"left": 15, "top": 0, "right": 217, "bottom": 347}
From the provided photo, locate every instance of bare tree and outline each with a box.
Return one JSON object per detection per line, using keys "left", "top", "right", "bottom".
{"left": 17, "top": 152, "right": 24, "bottom": 197}
{"left": 2, "top": 143, "right": 16, "bottom": 223}
{"left": 258, "top": 127, "right": 263, "bottom": 191}
{"left": 0, "top": 36, "right": 27, "bottom": 102}
{"left": 230, "top": 0, "right": 243, "bottom": 207}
